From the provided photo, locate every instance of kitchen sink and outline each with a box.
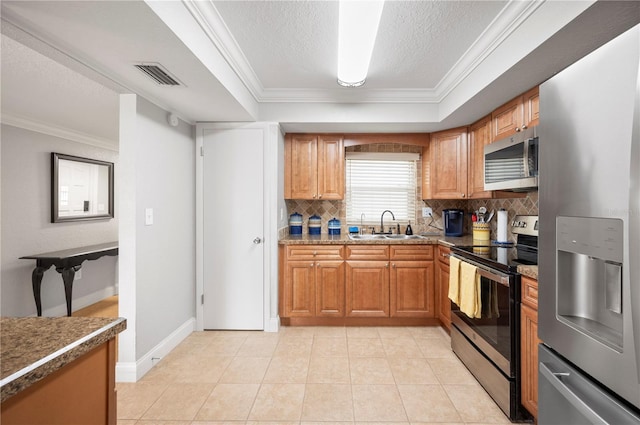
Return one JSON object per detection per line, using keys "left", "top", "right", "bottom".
{"left": 347, "top": 234, "right": 427, "bottom": 240}
{"left": 348, "top": 234, "right": 389, "bottom": 240}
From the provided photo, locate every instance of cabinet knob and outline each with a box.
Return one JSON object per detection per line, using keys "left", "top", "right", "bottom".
{"left": 310, "top": 263, "right": 314, "bottom": 268}
{"left": 313, "top": 194, "right": 317, "bottom": 198}
{"left": 461, "top": 193, "right": 466, "bottom": 198}
{"left": 392, "top": 263, "right": 396, "bottom": 268}
{"left": 515, "top": 127, "right": 522, "bottom": 132}
{"left": 522, "top": 124, "right": 528, "bottom": 130}
{"left": 385, "top": 263, "right": 389, "bottom": 268}
{"left": 318, "top": 194, "right": 323, "bottom": 198}
{"left": 313, "top": 251, "right": 317, "bottom": 256}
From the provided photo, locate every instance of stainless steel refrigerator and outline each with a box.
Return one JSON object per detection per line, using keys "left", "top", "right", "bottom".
{"left": 538, "top": 24, "right": 640, "bottom": 423}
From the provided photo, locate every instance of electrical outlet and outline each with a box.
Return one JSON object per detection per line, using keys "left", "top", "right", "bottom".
{"left": 422, "top": 207, "right": 433, "bottom": 217}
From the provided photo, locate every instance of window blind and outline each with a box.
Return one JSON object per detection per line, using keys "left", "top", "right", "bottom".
{"left": 345, "top": 152, "right": 418, "bottom": 226}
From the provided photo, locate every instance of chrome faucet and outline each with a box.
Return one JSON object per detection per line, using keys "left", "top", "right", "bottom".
{"left": 377, "top": 210, "right": 395, "bottom": 234}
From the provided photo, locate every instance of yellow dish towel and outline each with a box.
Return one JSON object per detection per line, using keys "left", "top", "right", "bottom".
{"left": 459, "top": 261, "right": 482, "bottom": 319}
{"left": 448, "top": 256, "right": 461, "bottom": 304}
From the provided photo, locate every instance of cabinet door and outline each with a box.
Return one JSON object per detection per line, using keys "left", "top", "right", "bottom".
{"left": 345, "top": 261, "right": 389, "bottom": 317}
{"left": 492, "top": 96, "right": 523, "bottom": 141}
{"left": 436, "top": 260, "right": 451, "bottom": 330}
{"left": 468, "top": 115, "right": 493, "bottom": 199}
{"left": 390, "top": 261, "right": 435, "bottom": 317}
{"left": 283, "top": 260, "right": 315, "bottom": 317}
{"left": 521, "top": 303, "right": 541, "bottom": 419}
{"left": 317, "top": 135, "right": 344, "bottom": 200}
{"left": 522, "top": 86, "right": 539, "bottom": 129}
{"left": 316, "top": 261, "right": 345, "bottom": 317}
{"left": 288, "top": 135, "right": 318, "bottom": 199}
{"left": 429, "top": 128, "right": 468, "bottom": 199}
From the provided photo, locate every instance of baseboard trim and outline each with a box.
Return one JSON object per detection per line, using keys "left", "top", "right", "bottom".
{"left": 115, "top": 317, "right": 196, "bottom": 382}
{"left": 38, "top": 285, "right": 117, "bottom": 317}
{"left": 265, "top": 316, "right": 280, "bottom": 333}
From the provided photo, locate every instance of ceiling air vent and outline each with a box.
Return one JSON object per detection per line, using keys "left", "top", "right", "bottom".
{"left": 134, "top": 63, "right": 182, "bottom": 86}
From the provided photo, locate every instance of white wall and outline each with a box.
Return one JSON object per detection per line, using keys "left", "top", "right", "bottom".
{"left": 0, "top": 124, "right": 118, "bottom": 317}
{"left": 118, "top": 94, "right": 196, "bottom": 379}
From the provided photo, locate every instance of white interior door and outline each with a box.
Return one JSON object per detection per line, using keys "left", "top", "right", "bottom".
{"left": 203, "top": 128, "right": 264, "bottom": 330}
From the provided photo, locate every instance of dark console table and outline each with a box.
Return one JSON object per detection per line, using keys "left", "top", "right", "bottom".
{"left": 20, "top": 242, "right": 118, "bottom": 317}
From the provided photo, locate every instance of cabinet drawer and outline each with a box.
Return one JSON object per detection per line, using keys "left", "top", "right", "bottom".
{"left": 390, "top": 245, "right": 434, "bottom": 261}
{"left": 521, "top": 276, "right": 538, "bottom": 309}
{"left": 345, "top": 245, "right": 389, "bottom": 260}
{"left": 437, "top": 246, "right": 451, "bottom": 265}
{"left": 286, "top": 245, "right": 344, "bottom": 260}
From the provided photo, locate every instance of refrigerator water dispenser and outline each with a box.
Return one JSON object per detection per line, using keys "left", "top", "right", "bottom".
{"left": 556, "top": 216, "right": 624, "bottom": 351}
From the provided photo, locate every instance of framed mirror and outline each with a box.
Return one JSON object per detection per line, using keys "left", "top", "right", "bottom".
{"left": 51, "top": 153, "right": 114, "bottom": 223}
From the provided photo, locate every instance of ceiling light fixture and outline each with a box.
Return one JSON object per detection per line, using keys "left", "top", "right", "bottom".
{"left": 337, "top": 0, "right": 385, "bottom": 87}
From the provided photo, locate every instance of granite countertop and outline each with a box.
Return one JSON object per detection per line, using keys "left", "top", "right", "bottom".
{"left": 517, "top": 265, "right": 539, "bottom": 280}
{"left": 0, "top": 316, "right": 126, "bottom": 402}
{"left": 279, "top": 233, "right": 476, "bottom": 246}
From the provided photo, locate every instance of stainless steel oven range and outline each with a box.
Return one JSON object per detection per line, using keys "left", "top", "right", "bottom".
{"left": 449, "top": 214, "right": 538, "bottom": 422}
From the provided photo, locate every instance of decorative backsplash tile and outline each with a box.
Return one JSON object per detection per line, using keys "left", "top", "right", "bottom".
{"left": 283, "top": 143, "right": 539, "bottom": 241}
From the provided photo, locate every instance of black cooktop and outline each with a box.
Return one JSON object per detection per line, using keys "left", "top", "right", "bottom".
{"left": 451, "top": 244, "right": 538, "bottom": 273}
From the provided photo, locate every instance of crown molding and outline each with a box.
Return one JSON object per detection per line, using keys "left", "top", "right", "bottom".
{"left": 433, "top": 0, "right": 545, "bottom": 100}
{"left": 1, "top": 113, "right": 118, "bottom": 151}
{"left": 183, "top": 0, "right": 264, "bottom": 101}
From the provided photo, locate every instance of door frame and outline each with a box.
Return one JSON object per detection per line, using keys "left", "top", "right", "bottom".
{"left": 195, "top": 122, "right": 282, "bottom": 332}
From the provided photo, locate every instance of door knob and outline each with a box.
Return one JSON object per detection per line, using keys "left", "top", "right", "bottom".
{"left": 253, "top": 237, "right": 262, "bottom": 244}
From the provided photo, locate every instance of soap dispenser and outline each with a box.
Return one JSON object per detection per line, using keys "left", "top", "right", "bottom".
{"left": 405, "top": 221, "right": 413, "bottom": 235}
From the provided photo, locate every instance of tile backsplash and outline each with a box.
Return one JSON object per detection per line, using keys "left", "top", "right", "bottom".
{"left": 282, "top": 143, "right": 538, "bottom": 242}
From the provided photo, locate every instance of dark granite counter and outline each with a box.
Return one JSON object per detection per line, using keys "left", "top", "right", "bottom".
{"left": 0, "top": 316, "right": 126, "bottom": 402}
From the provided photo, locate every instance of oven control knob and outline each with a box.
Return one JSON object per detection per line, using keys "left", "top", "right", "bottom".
{"left": 522, "top": 222, "right": 527, "bottom": 228}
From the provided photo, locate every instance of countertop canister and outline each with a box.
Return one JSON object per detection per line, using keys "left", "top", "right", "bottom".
{"left": 308, "top": 215, "right": 321, "bottom": 235}
{"left": 328, "top": 218, "right": 341, "bottom": 235}
{"left": 289, "top": 212, "right": 303, "bottom": 235}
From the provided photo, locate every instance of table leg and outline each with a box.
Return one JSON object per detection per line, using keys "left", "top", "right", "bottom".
{"left": 31, "top": 267, "right": 46, "bottom": 316}
{"left": 59, "top": 267, "right": 77, "bottom": 317}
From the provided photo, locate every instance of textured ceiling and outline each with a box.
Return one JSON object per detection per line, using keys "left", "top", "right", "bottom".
{"left": 213, "top": 0, "right": 508, "bottom": 90}
{"left": 1, "top": 0, "right": 638, "bottom": 139}
{"left": 1, "top": 35, "right": 120, "bottom": 146}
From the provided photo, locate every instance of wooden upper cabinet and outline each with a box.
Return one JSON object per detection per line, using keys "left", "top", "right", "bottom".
{"left": 285, "top": 134, "right": 344, "bottom": 200}
{"left": 317, "top": 135, "right": 345, "bottom": 200}
{"left": 522, "top": 86, "right": 540, "bottom": 129}
{"left": 468, "top": 115, "right": 493, "bottom": 199}
{"left": 492, "top": 86, "right": 539, "bottom": 141}
{"left": 422, "top": 127, "right": 468, "bottom": 199}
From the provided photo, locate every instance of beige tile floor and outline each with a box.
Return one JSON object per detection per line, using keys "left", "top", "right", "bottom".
{"left": 117, "top": 326, "right": 510, "bottom": 425}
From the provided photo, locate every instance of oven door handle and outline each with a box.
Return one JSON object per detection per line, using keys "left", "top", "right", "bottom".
{"left": 450, "top": 254, "right": 512, "bottom": 286}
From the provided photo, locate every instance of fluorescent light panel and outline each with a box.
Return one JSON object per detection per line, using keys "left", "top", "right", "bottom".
{"left": 337, "top": 0, "right": 385, "bottom": 87}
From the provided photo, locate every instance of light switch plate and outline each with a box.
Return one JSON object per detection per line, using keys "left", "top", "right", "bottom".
{"left": 422, "top": 207, "right": 433, "bottom": 217}
{"left": 145, "top": 208, "right": 154, "bottom": 225}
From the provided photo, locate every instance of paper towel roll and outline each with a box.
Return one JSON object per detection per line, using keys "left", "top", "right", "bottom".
{"left": 497, "top": 209, "right": 508, "bottom": 243}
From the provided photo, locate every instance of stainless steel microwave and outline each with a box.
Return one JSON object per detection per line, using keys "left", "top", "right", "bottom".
{"left": 484, "top": 127, "right": 538, "bottom": 191}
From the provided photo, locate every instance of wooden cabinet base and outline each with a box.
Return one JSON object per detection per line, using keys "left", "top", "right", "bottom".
{"left": 280, "top": 317, "right": 441, "bottom": 326}
{"left": 1, "top": 339, "right": 116, "bottom": 425}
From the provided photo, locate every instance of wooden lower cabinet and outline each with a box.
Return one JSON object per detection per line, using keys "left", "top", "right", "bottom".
{"left": 1, "top": 339, "right": 117, "bottom": 425}
{"left": 436, "top": 246, "right": 451, "bottom": 330}
{"left": 280, "top": 244, "right": 438, "bottom": 324}
{"left": 283, "top": 260, "right": 345, "bottom": 317}
{"left": 315, "top": 261, "right": 345, "bottom": 317}
{"left": 390, "top": 261, "right": 435, "bottom": 317}
{"left": 520, "top": 276, "right": 541, "bottom": 420}
{"left": 345, "top": 261, "right": 390, "bottom": 317}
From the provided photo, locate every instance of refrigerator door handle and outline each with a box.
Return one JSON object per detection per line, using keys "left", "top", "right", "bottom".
{"left": 539, "top": 362, "right": 608, "bottom": 425}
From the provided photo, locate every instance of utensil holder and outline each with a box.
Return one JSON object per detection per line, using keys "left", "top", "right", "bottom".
{"left": 472, "top": 222, "right": 490, "bottom": 241}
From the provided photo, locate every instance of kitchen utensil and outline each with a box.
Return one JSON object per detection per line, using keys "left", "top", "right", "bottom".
{"left": 486, "top": 210, "right": 495, "bottom": 223}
